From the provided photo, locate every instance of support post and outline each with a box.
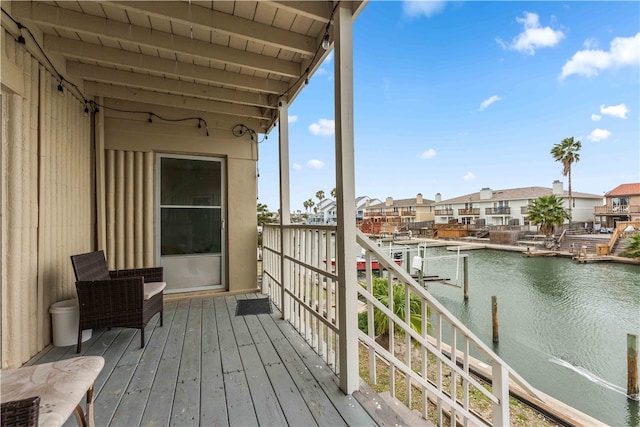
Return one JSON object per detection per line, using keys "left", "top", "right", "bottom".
{"left": 463, "top": 256, "right": 469, "bottom": 302}
{"left": 629, "top": 334, "right": 639, "bottom": 397}
{"left": 334, "top": 3, "right": 358, "bottom": 394}
{"left": 278, "top": 100, "right": 291, "bottom": 320}
{"left": 492, "top": 296, "right": 499, "bottom": 343}
{"left": 491, "top": 361, "right": 509, "bottom": 425}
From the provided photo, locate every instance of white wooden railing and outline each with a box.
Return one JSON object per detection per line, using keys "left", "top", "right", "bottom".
{"left": 262, "top": 224, "right": 544, "bottom": 426}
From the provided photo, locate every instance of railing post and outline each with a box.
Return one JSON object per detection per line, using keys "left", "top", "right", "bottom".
{"left": 492, "top": 361, "right": 509, "bottom": 426}
{"left": 334, "top": 3, "right": 358, "bottom": 394}
{"left": 278, "top": 100, "right": 291, "bottom": 320}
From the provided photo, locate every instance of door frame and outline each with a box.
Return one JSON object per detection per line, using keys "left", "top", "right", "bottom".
{"left": 154, "top": 153, "right": 226, "bottom": 292}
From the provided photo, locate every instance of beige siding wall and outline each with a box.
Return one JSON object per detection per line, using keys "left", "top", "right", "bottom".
{"left": 104, "top": 150, "right": 154, "bottom": 270}
{"left": 1, "top": 35, "right": 91, "bottom": 368}
{"left": 103, "top": 104, "right": 258, "bottom": 293}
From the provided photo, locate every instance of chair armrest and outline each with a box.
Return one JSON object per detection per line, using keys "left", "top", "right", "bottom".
{"left": 76, "top": 278, "right": 144, "bottom": 315}
{"left": 110, "top": 267, "right": 163, "bottom": 283}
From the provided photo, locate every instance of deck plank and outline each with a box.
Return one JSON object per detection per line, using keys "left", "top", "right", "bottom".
{"left": 264, "top": 312, "right": 377, "bottom": 427}
{"left": 138, "top": 298, "right": 190, "bottom": 427}
{"left": 200, "top": 297, "right": 229, "bottom": 426}
{"left": 225, "top": 370, "right": 259, "bottom": 426}
{"left": 170, "top": 298, "right": 203, "bottom": 427}
{"left": 239, "top": 343, "right": 289, "bottom": 426}
{"left": 215, "top": 296, "right": 243, "bottom": 373}
{"left": 256, "top": 313, "right": 348, "bottom": 427}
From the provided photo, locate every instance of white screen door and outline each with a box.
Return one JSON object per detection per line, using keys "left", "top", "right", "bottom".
{"left": 156, "top": 154, "right": 225, "bottom": 292}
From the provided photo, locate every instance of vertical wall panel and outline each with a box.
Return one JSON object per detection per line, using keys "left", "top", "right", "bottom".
{"left": 7, "top": 91, "right": 24, "bottom": 368}
{"left": 1, "top": 34, "right": 92, "bottom": 367}
{"left": 106, "top": 150, "right": 115, "bottom": 270}
{"left": 134, "top": 152, "right": 144, "bottom": 266}
{"left": 104, "top": 149, "right": 153, "bottom": 270}
{"left": 125, "top": 151, "right": 134, "bottom": 267}
{"left": 115, "top": 150, "right": 125, "bottom": 268}
{"left": 144, "top": 152, "right": 154, "bottom": 267}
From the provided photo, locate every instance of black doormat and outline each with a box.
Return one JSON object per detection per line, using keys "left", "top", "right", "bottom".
{"left": 236, "top": 298, "right": 272, "bottom": 316}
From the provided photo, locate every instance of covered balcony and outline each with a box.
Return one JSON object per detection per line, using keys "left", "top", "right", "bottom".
{"left": 2, "top": 1, "right": 545, "bottom": 426}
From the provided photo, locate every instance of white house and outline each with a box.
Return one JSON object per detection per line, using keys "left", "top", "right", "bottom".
{"left": 435, "top": 181, "right": 602, "bottom": 227}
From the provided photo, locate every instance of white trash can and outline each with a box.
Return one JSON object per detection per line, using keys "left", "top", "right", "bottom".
{"left": 49, "top": 299, "right": 92, "bottom": 347}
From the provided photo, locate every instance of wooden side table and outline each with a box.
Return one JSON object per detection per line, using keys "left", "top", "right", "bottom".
{"left": 1, "top": 356, "right": 104, "bottom": 427}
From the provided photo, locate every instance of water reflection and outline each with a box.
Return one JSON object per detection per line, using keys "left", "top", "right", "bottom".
{"left": 424, "top": 248, "right": 640, "bottom": 427}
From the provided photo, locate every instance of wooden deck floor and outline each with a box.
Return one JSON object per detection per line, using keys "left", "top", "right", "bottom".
{"left": 29, "top": 293, "right": 375, "bottom": 427}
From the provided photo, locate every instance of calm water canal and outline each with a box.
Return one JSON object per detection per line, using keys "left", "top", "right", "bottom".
{"left": 422, "top": 247, "right": 639, "bottom": 426}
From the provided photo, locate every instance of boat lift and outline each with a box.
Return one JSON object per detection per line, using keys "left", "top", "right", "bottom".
{"left": 372, "top": 242, "right": 470, "bottom": 300}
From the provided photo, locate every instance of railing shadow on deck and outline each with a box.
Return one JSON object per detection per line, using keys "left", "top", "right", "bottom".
{"left": 262, "top": 224, "right": 545, "bottom": 426}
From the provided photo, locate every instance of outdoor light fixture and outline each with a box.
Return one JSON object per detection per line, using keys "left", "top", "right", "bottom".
{"left": 16, "top": 23, "right": 25, "bottom": 44}
{"left": 322, "top": 31, "right": 330, "bottom": 50}
{"left": 57, "top": 82, "right": 64, "bottom": 96}
{"left": 148, "top": 114, "right": 153, "bottom": 123}
{"left": 84, "top": 104, "right": 90, "bottom": 116}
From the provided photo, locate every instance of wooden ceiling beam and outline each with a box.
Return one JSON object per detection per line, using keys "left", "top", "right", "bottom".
{"left": 105, "top": 1, "right": 316, "bottom": 55}
{"left": 84, "top": 82, "right": 272, "bottom": 121}
{"left": 67, "top": 62, "right": 274, "bottom": 109}
{"left": 46, "top": 35, "right": 288, "bottom": 94}
{"left": 11, "top": 1, "right": 300, "bottom": 78}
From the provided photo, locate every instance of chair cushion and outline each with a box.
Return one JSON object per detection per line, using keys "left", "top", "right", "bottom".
{"left": 143, "top": 282, "right": 166, "bottom": 300}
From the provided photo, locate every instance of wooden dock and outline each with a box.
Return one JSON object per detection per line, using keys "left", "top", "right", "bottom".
{"left": 28, "top": 294, "right": 374, "bottom": 427}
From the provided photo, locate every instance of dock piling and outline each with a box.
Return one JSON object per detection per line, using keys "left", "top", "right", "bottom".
{"left": 492, "top": 296, "right": 499, "bottom": 343}
{"left": 463, "top": 257, "right": 469, "bottom": 302}
{"left": 629, "top": 333, "right": 639, "bottom": 397}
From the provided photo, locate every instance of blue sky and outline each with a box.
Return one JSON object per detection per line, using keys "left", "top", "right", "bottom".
{"left": 257, "top": 1, "right": 639, "bottom": 212}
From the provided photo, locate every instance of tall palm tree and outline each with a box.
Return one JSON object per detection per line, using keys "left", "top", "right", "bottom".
{"left": 330, "top": 187, "right": 336, "bottom": 199}
{"left": 527, "top": 195, "right": 570, "bottom": 237}
{"left": 315, "top": 190, "right": 325, "bottom": 203}
{"left": 305, "top": 198, "right": 315, "bottom": 214}
{"left": 551, "top": 137, "right": 581, "bottom": 223}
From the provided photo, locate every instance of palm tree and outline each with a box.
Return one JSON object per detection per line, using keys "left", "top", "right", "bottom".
{"left": 330, "top": 187, "right": 337, "bottom": 199}
{"left": 359, "top": 277, "right": 426, "bottom": 351}
{"left": 527, "top": 194, "right": 570, "bottom": 237}
{"left": 315, "top": 190, "right": 325, "bottom": 203}
{"left": 304, "top": 198, "right": 314, "bottom": 214}
{"left": 551, "top": 137, "right": 581, "bottom": 223}
{"left": 624, "top": 234, "right": 640, "bottom": 258}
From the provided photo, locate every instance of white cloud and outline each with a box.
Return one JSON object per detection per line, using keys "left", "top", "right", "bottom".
{"left": 583, "top": 38, "right": 598, "bottom": 49}
{"left": 587, "top": 128, "right": 611, "bottom": 142}
{"left": 560, "top": 33, "right": 640, "bottom": 79}
{"left": 498, "top": 12, "right": 564, "bottom": 55}
{"left": 308, "top": 118, "right": 335, "bottom": 137}
{"left": 402, "top": 0, "right": 447, "bottom": 18}
{"left": 480, "top": 95, "right": 502, "bottom": 111}
{"left": 307, "top": 159, "right": 325, "bottom": 169}
{"left": 288, "top": 115, "right": 298, "bottom": 123}
{"left": 419, "top": 149, "right": 437, "bottom": 159}
{"left": 462, "top": 172, "right": 476, "bottom": 181}
{"left": 292, "top": 163, "right": 302, "bottom": 170}
{"left": 600, "top": 103, "right": 629, "bottom": 119}
{"left": 591, "top": 114, "right": 601, "bottom": 121}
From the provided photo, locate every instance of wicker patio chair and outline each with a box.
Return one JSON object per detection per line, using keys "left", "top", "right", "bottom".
{"left": 1, "top": 396, "right": 40, "bottom": 427}
{"left": 70, "top": 250, "right": 165, "bottom": 353}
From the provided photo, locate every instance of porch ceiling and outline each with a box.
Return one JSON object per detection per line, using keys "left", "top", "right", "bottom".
{"left": 9, "top": 1, "right": 365, "bottom": 134}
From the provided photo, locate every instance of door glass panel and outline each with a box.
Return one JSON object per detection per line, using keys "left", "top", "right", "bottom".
{"left": 161, "top": 208, "right": 222, "bottom": 255}
{"left": 161, "top": 158, "right": 221, "bottom": 206}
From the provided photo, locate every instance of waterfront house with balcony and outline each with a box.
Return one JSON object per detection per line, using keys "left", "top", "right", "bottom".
{"left": 363, "top": 193, "right": 435, "bottom": 223}
{"left": 2, "top": 2, "right": 553, "bottom": 425}
{"left": 594, "top": 183, "right": 640, "bottom": 229}
{"left": 435, "top": 181, "right": 602, "bottom": 228}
